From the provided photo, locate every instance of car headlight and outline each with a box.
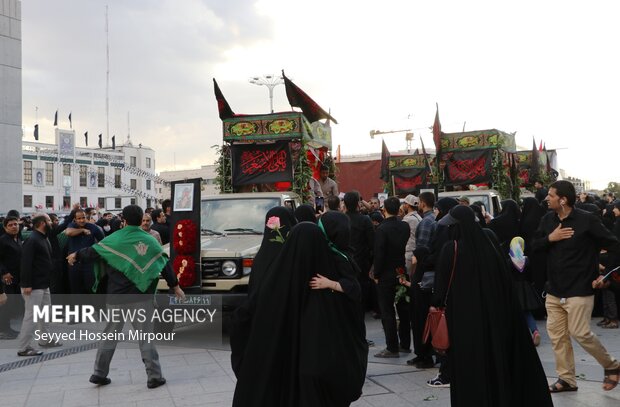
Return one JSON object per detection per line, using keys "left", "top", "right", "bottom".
{"left": 221, "top": 260, "right": 237, "bottom": 277}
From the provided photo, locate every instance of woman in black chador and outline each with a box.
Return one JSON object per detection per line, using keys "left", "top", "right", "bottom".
{"left": 232, "top": 218, "right": 368, "bottom": 407}
{"left": 229, "top": 206, "right": 296, "bottom": 377}
{"left": 433, "top": 205, "right": 552, "bottom": 407}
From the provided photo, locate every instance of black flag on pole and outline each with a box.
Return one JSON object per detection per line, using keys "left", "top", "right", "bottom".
{"left": 68, "top": 112, "right": 72, "bottom": 129}
{"left": 213, "top": 78, "right": 236, "bottom": 120}
{"left": 53, "top": 110, "right": 58, "bottom": 126}
{"left": 98, "top": 134, "right": 103, "bottom": 148}
{"left": 34, "top": 124, "right": 39, "bottom": 140}
{"left": 84, "top": 131, "right": 88, "bottom": 146}
{"left": 112, "top": 135, "right": 116, "bottom": 150}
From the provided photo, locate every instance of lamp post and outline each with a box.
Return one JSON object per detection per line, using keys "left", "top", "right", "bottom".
{"left": 249, "top": 74, "right": 284, "bottom": 113}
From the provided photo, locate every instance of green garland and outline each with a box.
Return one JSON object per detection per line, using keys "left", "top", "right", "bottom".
{"left": 491, "top": 149, "right": 520, "bottom": 202}
{"left": 212, "top": 144, "right": 233, "bottom": 193}
{"left": 293, "top": 139, "right": 314, "bottom": 203}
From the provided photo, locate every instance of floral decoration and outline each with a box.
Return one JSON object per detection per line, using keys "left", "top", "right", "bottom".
{"left": 173, "top": 219, "right": 198, "bottom": 255}
{"left": 266, "top": 216, "right": 286, "bottom": 244}
{"left": 173, "top": 255, "right": 196, "bottom": 288}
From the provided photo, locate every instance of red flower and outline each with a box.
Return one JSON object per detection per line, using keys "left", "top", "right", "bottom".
{"left": 173, "top": 220, "right": 198, "bottom": 255}
{"left": 172, "top": 255, "right": 196, "bottom": 288}
{"left": 396, "top": 267, "right": 406, "bottom": 276}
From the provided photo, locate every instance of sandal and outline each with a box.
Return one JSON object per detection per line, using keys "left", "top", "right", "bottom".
{"left": 597, "top": 318, "right": 610, "bottom": 327}
{"left": 603, "top": 367, "right": 620, "bottom": 391}
{"left": 549, "top": 378, "right": 578, "bottom": 393}
{"left": 17, "top": 348, "right": 43, "bottom": 357}
{"left": 602, "top": 321, "right": 619, "bottom": 329}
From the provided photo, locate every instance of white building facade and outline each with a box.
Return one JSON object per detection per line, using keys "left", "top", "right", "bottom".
{"left": 21, "top": 129, "right": 160, "bottom": 213}
{"left": 0, "top": 0, "right": 22, "bottom": 211}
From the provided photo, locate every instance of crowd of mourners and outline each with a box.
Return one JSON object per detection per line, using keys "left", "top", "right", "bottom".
{"left": 230, "top": 180, "right": 620, "bottom": 406}
{"left": 2, "top": 179, "right": 620, "bottom": 404}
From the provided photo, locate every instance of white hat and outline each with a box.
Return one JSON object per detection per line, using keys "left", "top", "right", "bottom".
{"left": 404, "top": 194, "right": 419, "bottom": 207}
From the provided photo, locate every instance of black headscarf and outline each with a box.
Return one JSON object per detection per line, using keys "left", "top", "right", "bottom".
{"left": 519, "top": 198, "right": 546, "bottom": 244}
{"left": 435, "top": 205, "right": 552, "bottom": 407}
{"left": 435, "top": 197, "right": 459, "bottom": 221}
{"left": 233, "top": 222, "right": 367, "bottom": 407}
{"left": 489, "top": 199, "right": 521, "bottom": 250}
{"left": 230, "top": 206, "right": 297, "bottom": 377}
{"left": 294, "top": 204, "right": 317, "bottom": 223}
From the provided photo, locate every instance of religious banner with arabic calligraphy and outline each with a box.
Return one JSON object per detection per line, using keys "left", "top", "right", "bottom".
{"left": 231, "top": 141, "right": 293, "bottom": 186}
{"left": 440, "top": 129, "right": 516, "bottom": 153}
{"left": 392, "top": 168, "right": 428, "bottom": 194}
{"left": 442, "top": 149, "right": 493, "bottom": 186}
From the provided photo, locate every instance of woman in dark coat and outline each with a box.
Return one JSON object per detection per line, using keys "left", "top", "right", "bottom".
{"left": 433, "top": 206, "right": 553, "bottom": 407}
{"left": 229, "top": 206, "right": 297, "bottom": 377}
{"left": 489, "top": 199, "right": 521, "bottom": 252}
{"left": 232, "top": 220, "right": 367, "bottom": 407}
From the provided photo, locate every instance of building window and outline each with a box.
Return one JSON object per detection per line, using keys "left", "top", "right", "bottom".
{"left": 115, "top": 197, "right": 121, "bottom": 209}
{"left": 130, "top": 198, "right": 136, "bottom": 205}
{"left": 146, "top": 157, "right": 151, "bottom": 168}
{"left": 45, "top": 162, "right": 54, "bottom": 186}
{"left": 98, "top": 167, "right": 105, "bottom": 187}
{"left": 63, "top": 164, "right": 71, "bottom": 176}
{"left": 130, "top": 156, "right": 137, "bottom": 167}
{"left": 98, "top": 197, "right": 105, "bottom": 208}
{"left": 24, "top": 161, "right": 33, "bottom": 184}
{"left": 23, "top": 195, "right": 33, "bottom": 208}
{"left": 146, "top": 180, "right": 151, "bottom": 190}
{"left": 79, "top": 165, "right": 87, "bottom": 187}
{"left": 46, "top": 196, "right": 54, "bottom": 208}
{"left": 63, "top": 196, "right": 71, "bottom": 209}
{"left": 80, "top": 197, "right": 87, "bottom": 208}
{"left": 114, "top": 168, "right": 121, "bottom": 189}
{"left": 146, "top": 199, "right": 152, "bottom": 208}
{"left": 130, "top": 179, "right": 137, "bottom": 189}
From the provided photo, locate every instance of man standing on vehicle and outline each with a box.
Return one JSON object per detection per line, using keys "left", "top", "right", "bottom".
{"left": 533, "top": 180, "right": 620, "bottom": 393}
{"left": 318, "top": 165, "right": 339, "bottom": 197}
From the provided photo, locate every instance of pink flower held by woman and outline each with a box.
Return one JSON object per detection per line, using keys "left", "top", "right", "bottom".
{"left": 266, "top": 216, "right": 281, "bottom": 230}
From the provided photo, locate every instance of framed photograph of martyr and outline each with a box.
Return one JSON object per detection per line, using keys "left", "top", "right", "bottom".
{"left": 173, "top": 183, "right": 194, "bottom": 212}
{"left": 34, "top": 168, "right": 45, "bottom": 187}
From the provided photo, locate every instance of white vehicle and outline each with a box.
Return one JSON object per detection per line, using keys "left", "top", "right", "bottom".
{"left": 438, "top": 190, "right": 503, "bottom": 217}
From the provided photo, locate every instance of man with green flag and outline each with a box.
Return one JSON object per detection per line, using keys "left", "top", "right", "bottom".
{"left": 67, "top": 205, "right": 185, "bottom": 389}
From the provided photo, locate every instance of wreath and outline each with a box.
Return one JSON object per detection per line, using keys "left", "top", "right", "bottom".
{"left": 172, "top": 255, "right": 196, "bottom": 288}
{"left": 173, "top": 219, "right": 198, "bottom": 255}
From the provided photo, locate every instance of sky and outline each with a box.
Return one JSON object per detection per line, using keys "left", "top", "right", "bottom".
{"left": 21, "top": 0, "right": 619, "bottom": 190}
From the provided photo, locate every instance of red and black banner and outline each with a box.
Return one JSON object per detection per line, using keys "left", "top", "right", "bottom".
{"left": 443, "top": 149, "right": 493, "bottom": 186}
{"left": 231, "top": 141, "right": 293, "bottom": 186}
{"left": 393, "top": 168, "right": 427, "bottom": 194}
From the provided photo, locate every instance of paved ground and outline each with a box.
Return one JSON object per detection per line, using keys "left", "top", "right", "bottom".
{"left": 1, "top": 316, "right": 619, "bottom": 406}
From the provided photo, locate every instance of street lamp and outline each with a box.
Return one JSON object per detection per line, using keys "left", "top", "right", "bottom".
{"left": 249, "top": 74, "right": 284, "bottom": 113}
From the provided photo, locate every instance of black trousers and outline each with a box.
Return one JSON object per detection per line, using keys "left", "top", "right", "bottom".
{"left": 377, "top": 279, "right": 410, "bottom": 352}
{"left": 0, "top": 284, "right": 23, "bottom": 331}
{"left": 410, "top": 285, "right": 433, "bottom": 359}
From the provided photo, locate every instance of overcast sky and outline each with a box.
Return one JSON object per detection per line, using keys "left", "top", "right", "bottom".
{"left": 22, "top": 0, "right": 619, "bottom": 189}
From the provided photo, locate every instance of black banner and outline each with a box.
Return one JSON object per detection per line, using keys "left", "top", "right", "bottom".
{"left": 443, "top": 149, "right": 493, "bottom": 186}
{"left": 231, "top": 141, "right": 293, "bottom": 186}
{"left": 393, "top": 168, "right": 427, "bottom": 194}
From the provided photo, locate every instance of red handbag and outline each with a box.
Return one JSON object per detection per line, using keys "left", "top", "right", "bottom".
{"left": 422, "top": 241, "right": 457, "bottom": 355}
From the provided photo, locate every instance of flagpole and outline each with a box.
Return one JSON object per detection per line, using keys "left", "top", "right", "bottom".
{"left": 105, "top": 5, "right": 110, "bottom": 147}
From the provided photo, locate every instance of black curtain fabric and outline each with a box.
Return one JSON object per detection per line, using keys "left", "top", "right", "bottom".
{"left": 231, "top": 141, "right": 293, "bottom": 186}
{"left": 489, "top": 199, "right": 521, "bottom": 251}
{"left": 230, "top": 207, "right": 297, "bottom": 377}
{"left": 392, "top": 168, "right": 427, "bottom": 194}
{"left": 433, "top": 206, "right": 552, "bottom": 407}
{"left": 232, "top": 222, "right": 367, "bottom": 407}
{"left": 294, "top": 204, "right": 317, "bottom": 223}
{"left": 443, "top": 149, "right": 493, "bottom": 186}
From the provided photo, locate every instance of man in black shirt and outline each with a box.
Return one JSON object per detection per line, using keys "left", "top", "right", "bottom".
{"left": 533, "top": 180, "right": 620, "bottom": 392}
{"left": 0, "top": 216, "right": 22, "bottom": 339}
{"left": 372, "top": 197, "right": 410, "bottom": 358}
{"left": 150, "top": 209, "right": 170, "bottom": 245}
{"left": 17, "top": 213, "right": 62, "bottom": 356}
{"left": 534, "top": 180, "right": 548, "bottom": 204}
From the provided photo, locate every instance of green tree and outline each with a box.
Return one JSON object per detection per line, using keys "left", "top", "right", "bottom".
{"left": 606, "top": 182, "right": 620, "bottom": 196}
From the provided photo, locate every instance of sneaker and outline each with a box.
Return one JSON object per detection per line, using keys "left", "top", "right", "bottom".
{"left": 427, "top": 374, "right": 450, "bottom": 388}
{"left": 407, "top": 356, "right": 435, "bottom": 369}
{"left": 374, "top": 349, "right": 400, "bottom": 358}
{"left": 17, "top": 347, "right": 43, "bottom": 357}
{"left": 147, "top": 377, "right": 166, "bottom": 389}
{"left": 89, "top": 375, "right": 111, "bottom": 386}
{"left": 532, "top": 330, "right": 541, "bottom": 347}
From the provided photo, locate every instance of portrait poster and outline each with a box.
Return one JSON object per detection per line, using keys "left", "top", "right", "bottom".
{"left": 34, "top": 168, "right": 45, "bottom": 187}
{"left": 88, "top": 171, "right": 97, "bottom": 189}
{"left": 58, "top": 131, "right": 75, "bottom": 156}
{"left": 173, "top": 183, "right": 194, "bottom": 212}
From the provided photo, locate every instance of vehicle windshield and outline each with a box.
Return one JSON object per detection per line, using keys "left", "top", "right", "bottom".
{"left": 200, "top": 198, "right": 280, "bottom": 234}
